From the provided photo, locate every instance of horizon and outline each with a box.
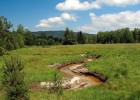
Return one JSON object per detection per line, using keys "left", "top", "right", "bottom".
{"left": 0, "top": 0, "right": 140, "bottom": 34}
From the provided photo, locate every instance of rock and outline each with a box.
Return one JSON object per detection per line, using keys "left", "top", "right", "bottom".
{"left": 79, "top": 54, "right": 86, "bottom": 57}
{"left": 71, "top": 67, "right": 89, "bottom": 74}
{"left": 73, "top": 82, "right": 88, "bottom": 89}
{"left": 87, "top": 59, "right": 93, "bottom": 61}
{"left": 69, "top": 64, "right": 83, "bottom": 70}
{"left": 49, "top": 63, "right": 61, "bottom": 68}
{"left": 40, "top": 82, "right": 54, "bottom": 89}
{"left": 78, "top": 68, "right": 89, "bottom": 73}
{"left": 70, "top": 76, "right": 81, "bottom": 85}
{"left": 40, "top": 82, "right": 46, "bottom": 87}
{"left": 62, "top": 82, "right": 71, "bottom": 89}
{"left": 79, "top": 82, "right": 89, "bottom": 87}
{"left": 46, "top": 82, "right": 54, "bottom": 88}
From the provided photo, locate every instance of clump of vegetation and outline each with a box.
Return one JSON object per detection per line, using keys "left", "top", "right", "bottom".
{"left": 48, "top": 69, "right": 63, "bottom": 99}
{"left": 2, "top": 56, "right": 29, "bottom": 100}
{"left": 0, "top": 47, "right": 6, "bottom": 56}
{"left": 128, "top": 90, "right": 140, "bottom": 100}
{"left": 0, "top": 16, "right": 25, "bottom": 56}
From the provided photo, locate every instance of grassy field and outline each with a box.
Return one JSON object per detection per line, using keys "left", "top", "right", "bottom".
{"left": 0, "top": 44, "right": 140, "bottom": 100}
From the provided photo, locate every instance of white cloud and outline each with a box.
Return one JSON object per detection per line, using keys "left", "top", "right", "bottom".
{"left": 61, "top": 13, "right": 77, "bottom": 21}
{"left": 56, "top": 0, "right": 140, "bottom": 11}
{"left": 36, "top": 13, "right": 77, "bottom": 28}
{"left": 56, "top": 0, "right": 101, "bottom": 11}
{"left": 77, "top": 10, "right": 140, "bottom": 33}
{"left": 36, "top": 17, "right": 64, "bottom": 28}
{"left": 98, "top": 0, "right": 140, "bottom": 6}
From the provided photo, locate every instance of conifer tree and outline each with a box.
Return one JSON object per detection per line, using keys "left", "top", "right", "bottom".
{"left": 2, "top": 56, "right": 29, "bottom": 100}
{"left": 63, "top": 27, "right": 75, "bottom": 45}
{"left": 77, "top": 31, "right": 85, "bottom": 44}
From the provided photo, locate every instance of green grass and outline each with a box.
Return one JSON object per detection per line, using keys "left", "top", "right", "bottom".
{"left": 0, "top": 44, "right": 140, "bottom": 100}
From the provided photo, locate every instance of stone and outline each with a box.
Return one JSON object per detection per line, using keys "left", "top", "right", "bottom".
{"left": 87, "top": 59, "right": 93, "bottom": 61}
{"left": 40, "top": 82, "right": 46, "bottom": 87}
{"left": 78, "top": 68, "right": 89, "bottom": 73}
{"left": 46, "top": 82, "right": 54, "bottom": 88}
{"left": 70, "top": 76, "right": 81, "bottom": 85}
{"left": 79, "top": 54, "right": 86, "bottom": 57}
{"left": 69, "top": 64, "right": 83, "bottom": 70}
{"left": 48, "top": 63, "right": 61, "bottom": 68}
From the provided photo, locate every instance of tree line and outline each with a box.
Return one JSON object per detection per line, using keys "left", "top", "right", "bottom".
{"left": 1, "top": 16, "right": 140, "bottom": 56}
{"left": 0, "top": 16, "right": 97, "bottom": 56}
{"left": 63, "top": 27, "right": 140, "bottom": 45}
{"left": 0, "top": 16, "right": 63, "bottom": 55}
{"left": 97, "top": 28, "right": 140, "bottom": 44}
{"left": 23, "top": 26, "right": 140, "bottom": 45}
{"left": 63, "top": 27, "right": 97, "bottom": 45}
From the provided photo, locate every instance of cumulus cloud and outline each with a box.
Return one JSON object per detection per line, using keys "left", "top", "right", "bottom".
{"left": 56, "top": 0, "right": 101, "bottom": 11}
{"left": 98, "top": 0, "right": 140, "bottom": 6}
{"left": 36, "top": 13, "right": 77, "bottom": 28}
{"left": 36, "top": 17, "right": 64, "bottom": 28}
{"left": 77, "top": 10, "right": 140, "bottom": 33}
{"left": 61, "top": 13, "right": 77, "bottom": 21}
{"left": 56, "top": 0, "right": 140, "bottom": 11}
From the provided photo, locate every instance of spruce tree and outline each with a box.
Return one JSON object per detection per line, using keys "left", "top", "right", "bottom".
{"left": 2, "top": 56, "right": 29, "bottom": 100}
{"left": 77, "top": 31, "right": 85, "bottom": 44}
{"left": 63, "top": 27, "right": 75, "bottom": 45}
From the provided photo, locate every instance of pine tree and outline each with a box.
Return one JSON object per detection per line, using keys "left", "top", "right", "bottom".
{"left": 2, "top": 56, "right": 29, "bottom": 100}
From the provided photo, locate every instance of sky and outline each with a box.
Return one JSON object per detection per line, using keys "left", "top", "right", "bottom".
{"left": 0, "top": 0, "right": 140, "bottom": 34}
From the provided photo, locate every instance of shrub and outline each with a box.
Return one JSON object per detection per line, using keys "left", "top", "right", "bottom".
{"left": 47, "top": 39, "right": 55, "bottom": 45}
{"left": 6, "top": 40, "right": 14, "bottom": 50}
{"left": 128, "top": 90, "right": 140, "bottom": 100}
{"left": 0, "top": 47, "right": 6, "bottom": 56}
{"left": 48, "top": 70, "right": 63, "bottom": 99}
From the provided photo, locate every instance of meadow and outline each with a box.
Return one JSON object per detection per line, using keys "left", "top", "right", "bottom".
{"left": 0, "top": 44, "right": 140, "bottom": 100}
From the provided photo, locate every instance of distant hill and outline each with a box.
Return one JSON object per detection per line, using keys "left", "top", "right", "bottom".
{"left": 32, "top": 31, "right": 92, "bottom": 39}
{"left": 32, "top": 31, "right": 65, "bottom": 38}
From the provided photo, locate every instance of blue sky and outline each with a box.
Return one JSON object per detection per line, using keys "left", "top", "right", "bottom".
{"left": 0, "top": 0, "right": 140, "bottom": 34}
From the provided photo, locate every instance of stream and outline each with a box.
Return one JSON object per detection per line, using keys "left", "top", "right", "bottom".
{"left": 29, "top": 56, "right": 106, "bottom": 91}
{"left": 58, "top": 58, "right": 102, "bottom": 89}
